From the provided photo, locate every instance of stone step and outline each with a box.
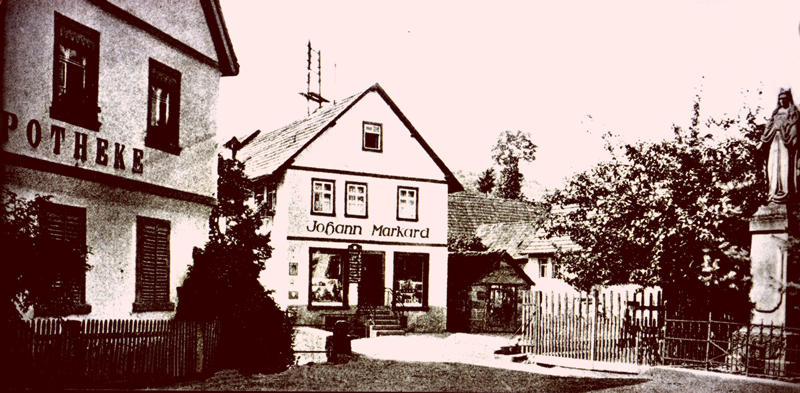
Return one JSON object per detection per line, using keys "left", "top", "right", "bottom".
{"left": 372, "top": 324, "right": 401, "bottom": 330}
{"left": 376, "top": 329, "right": 406, "bottom": 336}
{"left": 373, "top": 317, "right": 400, "bottom": 324}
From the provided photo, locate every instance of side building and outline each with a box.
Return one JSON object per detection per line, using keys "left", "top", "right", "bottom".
{"left": 233, "top": 83, "right": 463, "bottom": 332}
{"left": 2, "top": 0, "right": 238, "bottom": 318}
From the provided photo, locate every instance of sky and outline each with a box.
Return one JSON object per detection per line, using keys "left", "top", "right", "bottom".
{"left": 216, "top": 1, "right": 800, "bottom": 196}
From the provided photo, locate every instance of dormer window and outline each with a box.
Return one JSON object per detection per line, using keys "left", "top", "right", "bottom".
{"left": 362, "top": 122, "right": 382, "bottom": 152}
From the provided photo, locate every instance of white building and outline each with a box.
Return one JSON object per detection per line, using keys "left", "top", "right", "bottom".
{"left": 233, "top": 83, "right": 463, "bottom": 332}
{"left": 2, "top": 0, "right": 238, "bottom": 318}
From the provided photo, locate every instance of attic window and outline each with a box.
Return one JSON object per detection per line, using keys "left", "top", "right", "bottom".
{"left": 362, "top": 122, "right": 382, "bottom": 152}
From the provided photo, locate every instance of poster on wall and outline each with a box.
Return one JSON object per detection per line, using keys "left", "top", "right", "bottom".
{"left": 348, "top": 243, "right": 362, "bottom": 282}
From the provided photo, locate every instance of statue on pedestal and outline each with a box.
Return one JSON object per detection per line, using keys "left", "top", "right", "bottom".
{"left": 760, "top": 88, "right": 800, "bottom": 203}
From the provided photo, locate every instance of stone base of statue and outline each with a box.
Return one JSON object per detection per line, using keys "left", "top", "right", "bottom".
{"left": 749, "top": 203, "right": 790, "bottom": 325}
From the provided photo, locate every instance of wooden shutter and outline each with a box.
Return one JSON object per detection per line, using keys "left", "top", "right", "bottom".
{"left": 136, "top": 217, "right": 170, "bottom": 307}
{"left": 41, "top": 204, "right": 87, "bottom": 304}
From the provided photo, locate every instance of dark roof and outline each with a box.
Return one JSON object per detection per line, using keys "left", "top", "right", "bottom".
{"left": 448, "top": 192, "right": 541, "bottom": 239}
{"left": 475, "top": 222, "right": 539, "bottom": 259}
{"left": 475, "top": 263, "right": 531, "bottom": 285}
{"left": 234, "top": 83, "right": 464, "bottom": 192}
{"left": 200, "top": 0, "right": 239, "bottom": 76}
{"left": 448, "top": 250, "right": 534, "bottom": 287}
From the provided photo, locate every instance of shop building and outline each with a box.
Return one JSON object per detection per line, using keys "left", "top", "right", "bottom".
{"left": 2, "top": 0, "right": 238, "bottom": 318}
{"left": 232, "top": 83, "right": 463, "bottom": 332}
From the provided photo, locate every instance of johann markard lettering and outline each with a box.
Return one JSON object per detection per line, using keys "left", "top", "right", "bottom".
{"left": 372, "top": 224, "right": 429, "bottom": 239}
{"left": 305, "top": 220, "right": 430, "bottom": 239}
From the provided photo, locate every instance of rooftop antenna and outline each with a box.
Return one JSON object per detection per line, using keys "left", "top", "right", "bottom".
{"left": 299, "top": 41, "right": 328, "bottom": 115}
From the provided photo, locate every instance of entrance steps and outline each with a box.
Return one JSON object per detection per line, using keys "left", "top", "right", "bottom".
{"left": 364, "top": 307, "right": 406, "bottom": 337}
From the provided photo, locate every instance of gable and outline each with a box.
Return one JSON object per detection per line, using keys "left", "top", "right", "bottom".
{"left": 108, "top": 0, "right": 217, "bottom": 60}
{"left": 291, "top": 91, "right": 446, "bottom": 180}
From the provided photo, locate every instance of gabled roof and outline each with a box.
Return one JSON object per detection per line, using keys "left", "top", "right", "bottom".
{"left": 200, "top": 0, "right": 239, "bottom": 76}
{"left": 448, "top": 250, "right": 534, "bottom": 286}
{"left": 234, "top": 83, "right": 463, "bottom": 192}
{"left": 448, "top": 191, "right": 541, "bottom": 239}
{"left": 475, "top": 221, "right": 539, "bottom": 259}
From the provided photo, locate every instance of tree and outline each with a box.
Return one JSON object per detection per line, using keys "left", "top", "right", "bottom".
{"left": 491, "top": 130, "right": 537, "bottom": 200}
{"left": 175, "top": 157, "right": 294, "bottom": 374}
{"left": 2, "top": 190, "right": 91, "bottom": 320}
{"left": 476, "top": 168, "right": 496, "bottom": 195}
{"left": 2, "top": 190, "right": 92, "bottom": 385}
{"left": 544, "top": 97, "right": 764, "bottom": 320}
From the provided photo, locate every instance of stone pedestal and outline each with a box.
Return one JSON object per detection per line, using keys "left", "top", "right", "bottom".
{"left": 749, "top": 203, "right": 789, "bottom": 325}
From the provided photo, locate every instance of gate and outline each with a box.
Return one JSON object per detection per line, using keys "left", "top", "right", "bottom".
{"left": 662, "top": 314, "right": 800, "bottom": 379}
{"left": 521, "top": 288, "right": 663, "bottom": 369}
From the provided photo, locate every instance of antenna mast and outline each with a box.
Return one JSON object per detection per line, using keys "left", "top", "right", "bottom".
{"left": 299, "top": 41, "right": 328, "bottom": 115}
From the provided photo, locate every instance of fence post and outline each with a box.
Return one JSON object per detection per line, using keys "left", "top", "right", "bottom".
{"left": 196, "top": 323, "right": 204, "bottom": 374}
{"left": 744, "top": 323, "right": 751, "bottom": 376}
{"left": 704, "top": 311, "right": 712, "bottom": 371}
{"left": 63, "top": 320, "right": 84, "bottom": 384}
{"left": 590, "top": 290, "right": 598, "bottom": 363}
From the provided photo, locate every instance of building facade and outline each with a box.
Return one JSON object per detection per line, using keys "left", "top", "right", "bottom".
{"left": 234, "top": 84, "right": 463, "bottom": 332}
{"left": 2, "top": 0, "right": 238, "bottom": 318}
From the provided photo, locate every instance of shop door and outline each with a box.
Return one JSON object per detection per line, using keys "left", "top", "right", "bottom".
{"left": 359, "top": 253, "right": 384, "bottom": 306}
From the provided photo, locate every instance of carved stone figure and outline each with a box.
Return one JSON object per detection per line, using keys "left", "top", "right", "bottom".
{"left": 761, "top": 88, "right": 800, "bottom": 203}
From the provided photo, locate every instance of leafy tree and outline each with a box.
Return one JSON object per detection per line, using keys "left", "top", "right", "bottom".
{"left": 448, "top": 234, "right": 488, "bottom": 252}
{"left": 544, "top": 97, "right": 764, "bottom": 320}
{"left": 2, "top": 190, "right": 91, "bottom": 385}
{"left": 2, "top": 190, "right": 90, "bottom": 320}
{"left": 476, "top": 168, "right": 496, "bottom": 195}
{"left": 491, "top": 130, "right": 537, "bottom": 200}
{"left": 175, "top": 157, "right": 294, "bottom": 374}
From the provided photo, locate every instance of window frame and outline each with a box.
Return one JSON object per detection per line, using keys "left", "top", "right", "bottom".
{"left": 539, "top": 260, "right": 548, "bottom": 278}
{"left": 344, "top": 181, "right": 368, "bottom": 218}
{"left": 145, "top": 58, "right": 182, "bottom": 155}
{"left": 392, "top": 252, "right": 429, "bottom": 311}
{"left": 396, "top": 186, "right": 419, "bottom": 222}
{"left": 50, "top": 12, "right": 101, "bottom": 131}
{"left": 308, "top": 247, "right": 349, "bottom": 310}
{"left": 37, "top": 202, "right": 91, "bottom": 316}
{"left": 133, "top": 216, "right": 175, "bottom": 313}
{"left": 362, "top": 121, "right": 383, "bottom": 152}
{"left": 253, "top": 181, "right": 277, "bottom": 215}
{"left": 310, "top": 178, "right": 336, "bottom": 216}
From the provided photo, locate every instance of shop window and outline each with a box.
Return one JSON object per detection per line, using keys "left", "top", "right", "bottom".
{"left": 345, "top": 182, "right": 367, "bottom": 218}
{"left": 311, "top": 179, "right": 335, "bottom": 215}
{"left": 309, "top": 248, "right": 347, "bottom": 308}
{"left": 134, "top": 216, "right": 174, "bottom": 312}
{"left": 145, "top": 58, "right": 181, "bottom": 154}
{"left": 393, "top": 252, "right": 428, "bottom": 308}
{"left": 50, "top": 13, "right": 101, "bottom": 131}
{"left": 396, "top": 186, "right": 418, "bottom": 221}
{"left": 362, "top": 122, "right": 382, "bottom": 152}
{"left": 38, "top": 203, "right": 90, "bottom": 316}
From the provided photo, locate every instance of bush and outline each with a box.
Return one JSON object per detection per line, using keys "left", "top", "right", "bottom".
{"left": 175, "top": 157, "right": 294, "bottom": 374}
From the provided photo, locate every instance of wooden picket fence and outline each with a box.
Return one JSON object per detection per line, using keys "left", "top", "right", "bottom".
{"left": 521, "top": 288, "right": 663, "bottom": 367}
{"left": 12, "top": 318, "right": 220, "bottom": 386}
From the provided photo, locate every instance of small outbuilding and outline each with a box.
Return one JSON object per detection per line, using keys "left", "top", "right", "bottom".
{"left": 447, "top": 251, "right": 534, "bottom": 333}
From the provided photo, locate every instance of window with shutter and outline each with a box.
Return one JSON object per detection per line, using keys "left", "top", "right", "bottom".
{"left": 134, "top": 216, "right": 174, "bottom": 312}
{"left": 39, "top": 203, "right": 90, "bottom": 316}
